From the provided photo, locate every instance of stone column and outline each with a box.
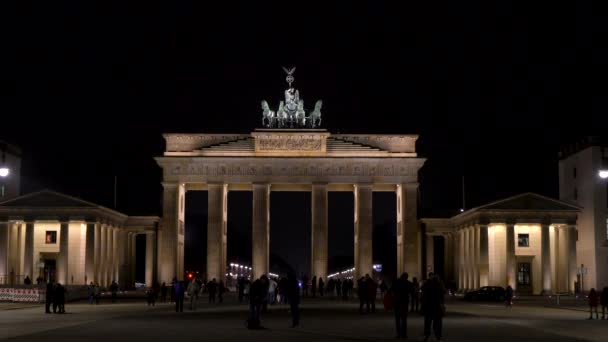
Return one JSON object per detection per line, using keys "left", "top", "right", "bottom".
{"left": 506, "top": 224, "right": 516, "bottom": 289}
{"left": 207, "top": 183, "right": 228, "bottom": 282}
{"left": 396, "top": 183, "right": 420, "bottom": 279}
{"left": 426, "top": 235, "right": 434, "bottom": 275}
{"left": 16, "top": 223, "right": 25, "bottom": 278}
{"left": 23, "top": 222, "right": 34, "bottom": 280}
{"left": 457, "top": 230, "right": 463, "bottom": 290}
{"left": 311, "top": 183, "right": 328, "bottom": 281}
{"left": 107, "top": 226, "right": 114, "bottom": 284}
{"left": 252, "top": 183, "right": 270, "bottom": 280}
{"left": 567, "top": 225, "right": 577, "bottom": 293}
{"left": 552, "top": 227, "right": 560, "bottom": 292}
{"left": 479, "top": 225, "right": 489, "bottom": 287}
{"left": 159, "top": 183, "right": 183, "bottom": 283}
{"left": 541, "top": 224, "right": 552, "bottom": 294}
{"left": 146, "top": 232, "right": 156, "bottom": 287}
{"left": 473, "top": 226, "right": 480, "bottom": 289}
{"left": 84, "top": 223, "right": 95, "bottom": 285}
{"left": 99, "top": 225, "right": 106, "bottom": 286}
{"left": 117, "top": 230, "right": 128, "bottom": 287}
{"left": 57, "top": 222, "right": 70, "bottom": 285}
{"left": 113, "top": 227, "right": 119, "bottom": 282}
{"left": 93, "top": 223, "right": 101, "bottom": 283}
{"left": 0, "top": 222, "right": 8, "bottom": 285}
{"left": 445, "top": 233, "right": 454, "bottom": 282}
{"left": 131, "top": 233, "right": 137, "bottom": 285}
{"left": 354, "top": 183, "right": 373, "bottom": 282}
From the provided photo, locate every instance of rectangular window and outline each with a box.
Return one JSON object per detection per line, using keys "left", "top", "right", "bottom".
{"left": 45, "top": 231, "right": 57, "bottom": 244}
{"left": 518, "top": 233, "right": 530, "bottom": 247}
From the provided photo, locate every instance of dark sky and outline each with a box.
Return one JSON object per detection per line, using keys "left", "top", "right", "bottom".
{"left": 2, "top": 1, "right": 607, "bottom": 275}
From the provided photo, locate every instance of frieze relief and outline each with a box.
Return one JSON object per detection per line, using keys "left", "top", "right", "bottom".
{"left": 257, "top": 137, "right": 323, "bottom": 151}
{"left": 168, "top": 161, "right": 417, "bottom": 178}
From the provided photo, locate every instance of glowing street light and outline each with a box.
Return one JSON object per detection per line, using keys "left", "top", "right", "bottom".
{"left": 599, "top": 170, "right": 608, "bottom": 179}
{"left": 0, "top": 168, "right": 8, "bottom": 178}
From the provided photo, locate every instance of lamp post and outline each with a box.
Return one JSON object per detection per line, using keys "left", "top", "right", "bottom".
{"left": 0, "top": 166, "right": 9, "bottom": 199}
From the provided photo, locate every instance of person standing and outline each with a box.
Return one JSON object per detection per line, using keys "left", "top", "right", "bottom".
{"left": 319, "top": 277, "right": 325, "bottom": 297}
{"left": 505, "top": 285, "right": 514, "bottom": 309}
{"left": 45, "top": 280, "right": 54, "bottom": 313}
{"left": 174, "top": 280, "right": 184, "bottom": 312}
{"left": 160, "top": 282, "right": 168, "bottom": 303}
{"left": 248, "top": 275, "right": 269, "bottom": 329}
{"left": 287, "top": 273, "right": 300, "bottom": 328}
{"left": 335, "top": 278, "right": 342, "bottom": 298}
{"left": 238, "top": 277, "right": 246, "bottom": 303}
{"left": 600, "top": 287, "right": 608, "bottom": 320}
{"left": 87, "top": 282, "right": 95, "bottom": 304}
{"left": 366, "top": 274, "right": 377, "bottom": 313}
{"left": 187, "top": 278, "right": 200, "bottom": 310}
{"left": 391, "top": 273, "right": 414, "bottom": 339}
{"left": 207, "top": 278, "right": 218, "bottom": 303}
{"left": 55, "top": 283, "right": 66, "bottom": 313}
{"left": 302, "top": 274, "right": 309, "bottom": 297}
{"left": 421, "top": 273, "right": 445, "bottom": 342}
{"left": 110, "top": 280, "right": 118, "bottom": 303}
{"left": 411, "top": 277, "right": 420, "bottom": 312}
{"left": 588, "top": 288, "right": 599, "bottom": 319}
{"left": 93, "top": 283, "right": 101, "bottom": 304}
{"left": 218, "top": 280, "right": 226, "bottom": 303}
{"left": 311, "top": 276, "right": 317, "bottom": 298}
{"left": 358, "top": 277, "right": 368, "bottom": 313}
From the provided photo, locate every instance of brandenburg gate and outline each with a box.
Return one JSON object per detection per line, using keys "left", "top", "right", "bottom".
{"left": 155, "top": 130, "right": 425, "bottom": 283}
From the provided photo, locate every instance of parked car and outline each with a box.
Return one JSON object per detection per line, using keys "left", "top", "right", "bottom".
{"left": 464, "top": 286, "right": 505, "bottom": 301}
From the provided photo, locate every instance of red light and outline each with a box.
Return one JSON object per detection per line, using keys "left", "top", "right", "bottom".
{"left": 188, "top": 273, "right": 193, "bottom": 279}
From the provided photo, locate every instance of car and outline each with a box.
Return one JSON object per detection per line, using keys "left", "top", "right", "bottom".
{"left": 464, "top": 286, "right": 505, "bottom": 301}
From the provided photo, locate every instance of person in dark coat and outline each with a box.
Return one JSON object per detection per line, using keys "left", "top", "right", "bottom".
{"left": 411, "top": 277, "right": 420, "bottom": 312}
{"left": 342, "top": 278, "right": 349, "bottom": 300}
{"left": 287, "top": 273, "right": 300, "bottom": 327}
{"left": 238, "top": 277, "right": 246, "bottom": 303}
{"left": 160, "top": 282, "right": 168, "bottom": 303}
{"left": 366, "top": 274, "right": 377, "bottom": 313}
{"left": 391, "top": 273, "right": 414, "bottom": 339}
{"left": 358, "top": 277, "right": 368, "bottom": 313}
{"left": 208, "top": 278, "right": 218, "bottom": 303}
{"left": 318, "top": 277, "right": 325, "bottom": 297}
{"left": 600, "top": 287, "right": 608, "bottom": 320}
{"left": 311, "top": 276, "right": 317, "bottom": 297}
{"left": 335, "top": 278, "right": 342, "bottom": 298}
{"left": 588, "top": 288, "right": 599, "bottom": 319}
{"left": 421, "top": 273, "right": 446, "bottom": 342}
{"left": 109, "top": 280, "right": 119, "bottom": 303}
{"left": 55, "top": 283, "right": 66, "bottom": 313}
{"left": 301, "top": 274, "right": 309, "bottom": 297}
{"left": 248, "top": 275, "right": 269, "bottom": 329}
{"left": 505, "top": 285, "right": 514, "bottom": 309}
{"left": 218, "top": 280, "right": 226, "bottom": 303}
{"left": 45, "top": 280, "right": 54, "bottom": 313}
{"left": 174, "top": 280, "right": 184, "bottom": 312}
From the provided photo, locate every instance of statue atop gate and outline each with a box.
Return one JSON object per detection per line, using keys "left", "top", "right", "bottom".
{"left": 261, "top": 67, "right": 323, "bottom": 129}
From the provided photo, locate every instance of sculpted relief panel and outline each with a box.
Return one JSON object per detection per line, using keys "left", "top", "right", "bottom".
{"left": 257, "top": 137, "right": 323, "bottom": 151}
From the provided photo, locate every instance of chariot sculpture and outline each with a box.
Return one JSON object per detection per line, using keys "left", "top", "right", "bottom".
{"left": 261, "top": 67, "right": 323, "bottom": 128}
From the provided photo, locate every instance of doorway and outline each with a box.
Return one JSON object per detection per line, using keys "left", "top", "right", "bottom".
{"left": 517, "top": 262, "right": 532, "bottom": 294}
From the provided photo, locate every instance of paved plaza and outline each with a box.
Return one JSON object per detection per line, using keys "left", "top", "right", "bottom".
{"left": 1, "top": 295, "right": 607, "bottom": 341}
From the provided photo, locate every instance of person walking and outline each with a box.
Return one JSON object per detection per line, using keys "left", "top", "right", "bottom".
{"left": 174, "top": 280, "right": 184, "bottom": 312}
{"left": 88, "top": 282, "right": 95, "bottom": 304}
{"left": 45, "top": 280, "right": 54, "bottom": 313}
{"left": 287, "top": 273, "right": 301, "bottom": 328}
{"left": 505, "top": 285, "right": 514, "bottom": 309}
{"left": 588, "top": 288, "right": 599, "bottom": 319}
{"left": 55, "top": 283, "right": 66, "bottom": 314}
{"left": 391, "top": 273, "right": 414, "bottom": 339}
{"left": 600, "top": 287, "right": 608, "bottom": 319}
{"left": 93, "top": 283, "right": 101, "bottom": 304}
{"left": 358, "top": 277, "right": 368, "bottom": 314}
{"left": 248, "top": 275, "right": 269, "bottom": 329}
{"left": 411, "top": 277, "right": 420, "bottom": 312}
{"left": 421, "top": 273, "right": 446, "bottom": 342}
{"left": 238, "top": 277, "right": 246, "bottom": 303}
{"left": 366, "top": 274, "right": 377, "bottom": 313}
{"left": 187, "top": 278, "right": 200, "bottom": 310}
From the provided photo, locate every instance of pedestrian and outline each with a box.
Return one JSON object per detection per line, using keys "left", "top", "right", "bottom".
{"left": 55, "top": 283, "right": 66, "bottom": 313}
{"left": 93, "top": 283, "right": 100, "bottom": 304}
{"left": 110, "top": 280, "right": 118, "bottom": 303}
{"left": 287, "top": 273, "right": 300, "bottom": 328}
{"left": 311, "top": 276, "right": 317, "bottom": 297}
{"left": 238, "top": 277, "right": 245, "bottom": 303}
{"left": 187, "top": 278, "right": 200, "bottom": 310}
{"left": 45, "top": 280, "right": 54, "bottom": 314}
{"left": 88, "top": 282, "right": 95, "bottom": 304}
{"left": 336, "top": 278, "right": 342, "bottom": 298}
{"left": 391, "top": 273, "right": 414, "bottom": 339}
{"left": 342, "top": 278, "right": 349, "bottom": 300}
{"left": 505, "top": 285, "right": 514, "bottom": 309}
{"left": 146, "top": 287, "right": 156, "bottom": 306}
{"left": 600, "top": 287, "right": 608, "bottom": 319}
{"left": 170, "top": 278, "right": 176, "bottom": 303}
{"left": 366, "top": 274, "right": 377, "bottom": 313}
{"left": 379, "top": 279, "right": 388, "bottom": 298}
{"left": 174, "top": 280, "right": 184, "bottom": 312}
{"left": 218, "top": 280, "right": 226, "bottom": 303}
{"left": 421, "top": 273, "right": 445, "bottom": 342}
{"left": 358, "top": 277, "right": 368, "bottom": 313}
{"left": 208, "top": 278, "right": 218, "bottom": 303}
{"left": 302, "top": 274, "right": 309, "bottom": 297}
{"left": 411, "top": 277, "right": 420, "bottom": 312}
{"left": 319, "top": 277, "right": 325, "bottom": 297}
{"left": 588, "top": 288, "right": 599, "bottom": 319}
{"left": 160, "top": 282, "right": 167, "bottom": 303}
{"left": 248, "top": 275, "right": 269, "bottom": 329}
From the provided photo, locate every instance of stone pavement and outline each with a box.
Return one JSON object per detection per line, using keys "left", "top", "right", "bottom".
{"left": 1, "top": 296, "right": 607, "bottom": 341}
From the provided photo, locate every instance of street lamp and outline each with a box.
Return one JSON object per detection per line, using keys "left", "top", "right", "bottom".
{"left": 0, "top": 167, "right": 8, "bottom": 178}
{"left": 599, "top": 169, "right": 608, "bottom": 179}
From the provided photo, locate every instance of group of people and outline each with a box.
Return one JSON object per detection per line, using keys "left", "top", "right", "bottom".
{"left": 155, "top": 277, "right": 227, "bottom": 312}
{"left": 45, "top": 280, "right": 67, "bottom": 314}
{"left": 586, "top": 287, "right": 608, "bottom": 319}
{"left": 390, "top": 272, "right": 446, "bottom": 341}
{"left": 246, "top": 273, "right": 302, "bottom": 329}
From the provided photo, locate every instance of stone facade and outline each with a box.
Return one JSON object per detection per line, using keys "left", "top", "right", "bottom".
{"left": 156, "top": 129, "right": 425, "bottom": 283}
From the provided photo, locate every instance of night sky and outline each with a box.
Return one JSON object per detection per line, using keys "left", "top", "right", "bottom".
{"left": 3, "top": 2, "right": 607, "bottom": 276}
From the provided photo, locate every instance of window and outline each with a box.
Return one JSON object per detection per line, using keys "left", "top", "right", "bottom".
{"left": 45, "top": 231, "right": 57, "bottom": 244}
{"left": 518, "top": 233, "right": 530, "bottom": 247}
{"left": 517, "top": 263, "right": 531, "bottom": 286}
